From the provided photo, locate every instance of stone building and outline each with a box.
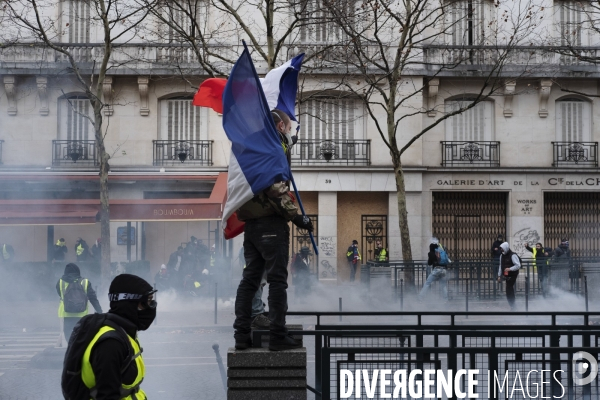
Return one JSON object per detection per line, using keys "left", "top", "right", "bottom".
{"left": 0, "top": 0, "right": 599, "bottom": 283}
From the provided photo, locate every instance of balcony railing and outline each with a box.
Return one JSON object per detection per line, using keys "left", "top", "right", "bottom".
{"left": 290, "top": 139, "right": 370, "bottom": 166}
{"left": 552, "top": 142, "right": 598, "bottom": 167}
{"left": 153, "top": 140, "right": 213, "bottom": 166}
{"left": 52, "top": 140, "right": 98, "bottom": 167}
{"left": 441, "top": 141, "right": 500, "bottom": 167}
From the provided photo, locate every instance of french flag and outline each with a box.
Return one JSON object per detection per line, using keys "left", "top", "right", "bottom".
{"left": 194, "top": 49, "right": 304, "bottom": 239}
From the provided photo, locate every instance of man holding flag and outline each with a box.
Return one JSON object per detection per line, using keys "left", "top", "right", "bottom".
{"left": 194, "top": 46, "right": 314, "bottom": 351}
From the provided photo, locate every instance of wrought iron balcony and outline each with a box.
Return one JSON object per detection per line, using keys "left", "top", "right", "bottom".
{"left": 290, "top": 139, "right": 370, "bottom": 166}
{"left": 552, "top": 142, "right": 598, "bottom": 167}
{"left": 153, "top": 140, "right": 213, "bottom": 166}
{"left": 52, "top": 140, "right": 98, "bottom": 166}
{"left": 440, "top": 141, "right": 500, "bottom": 167}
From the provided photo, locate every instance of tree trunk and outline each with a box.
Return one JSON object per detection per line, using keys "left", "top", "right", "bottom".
{"left": 94, "top": 106, "right": 111, "bottom": 287}
{"left": 393, "top": 156, "right": 414, "bottom": 286}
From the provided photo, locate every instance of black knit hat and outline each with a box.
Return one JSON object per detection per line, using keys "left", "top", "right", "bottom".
{"left": 108, "top": 274, "right": 153, "bottom": 302}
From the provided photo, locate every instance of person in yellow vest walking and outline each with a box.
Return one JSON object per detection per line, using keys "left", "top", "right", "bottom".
{"left": 56, "top": 263, "right": 103, "bottom": 341}
{"left": 61, "top": 274, "right": 156, "bottom": 400}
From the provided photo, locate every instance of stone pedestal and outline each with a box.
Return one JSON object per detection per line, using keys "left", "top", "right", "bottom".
{"left": 227, "top": 347, "right": 307, "bottom": 400}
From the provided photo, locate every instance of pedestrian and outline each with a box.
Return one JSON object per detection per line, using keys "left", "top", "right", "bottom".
{"left": 291, "top": 246, "right": 312, "bottom": 297}
{"left": 155, "top": 264, "right": 171, "bottom": 291}
{"left": 0, "top": 242, "right": 14, "bottom": 263}
{"left": 496, "top": 242, "right": 521, "bottom": 310}
{"left": 346, "top": 240, "right": 361, "bottom": 282}
{"left": 61, "top": 273, "right": 156, "bottom": 399}
{"left": 373, "top": 240, "right": 388, "bottom": 263}
{"left": 167, "top": 246, "right": 185, "bottom": 289}
{"left": 553, "top": 238, "right": 571, "bottom": 263}
{"left": 56, "top": 263, "right": 103, "bottom": 341}
{"left": 90, "top": 238, "right": 101, "bottom": 261}
{"left": 233, "top": 109, "right": 313, "bottom": 351}
{"left": 525, "top": 242, "right": 550, "bottom": 296}
{"left": 419, "top": 242, "right": 449, "bottom": 301}
{"left": 491, "top": 234, "right": 504, "bottom": 259}
{"left": 75, "top": 238, "right": 91, "bottom": 262}
{"left": 52, "top": 238, "right": 68, "bottom": 261}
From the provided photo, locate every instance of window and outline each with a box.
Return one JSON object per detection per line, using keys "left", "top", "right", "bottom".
{"left": 159, "top": 97, "right": 208, "bottom": 141}
{"left": 299, "top": 97, "right": 363, "bottom": 141}
{"left": 559, "top": 0, "right": 584, "bottom": 46}
{"left": 299, "top": 0, "right": 354, "bottom": 43}
{"left": 58, "top": 96, "right": 93, "bottom": 140}
{"left": 65, "top": 0, "right": 91, "bottom": 43}
{"left": 159, "top": 1, "right": 205, "bottom": 43}
{"left": 445, "top": 100, "right": 494, "bottom": 141}
{"left": 445, "top": 0, "right": 488, "bottom": 46}
{"left": 555, "top": 98, "right": 591, "bottom": 142}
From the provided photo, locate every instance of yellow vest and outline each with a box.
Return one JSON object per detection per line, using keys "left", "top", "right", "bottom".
{"left": 82, "top": 326, "right": 146, "bottom": 400}
{"left": 377, "top": 248, "right": 387, "bottom": 262}
{"left": 58, "top": 279, "right": 89, "bottom": 318}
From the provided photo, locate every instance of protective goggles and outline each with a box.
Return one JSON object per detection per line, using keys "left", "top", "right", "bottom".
{"left": 109, "top": 289, "right": 157, "bottom": 308}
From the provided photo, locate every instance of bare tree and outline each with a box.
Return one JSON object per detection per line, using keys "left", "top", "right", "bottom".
{"left": 320, "top": 0, "right": 542, "bottom": 283}
{"left": 3, "top": 0, "right": 155, "bottom": 284}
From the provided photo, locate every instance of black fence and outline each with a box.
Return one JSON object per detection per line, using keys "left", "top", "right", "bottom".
{"left": 291, "top": 139, "right": 370, "bottom": 166}
{"left": 363, "top": 258, "right": 596, "bottom": 301}
{"left": 440, "top": 141, "right": 500, "bottom": 167}
{"left": 552, "top": 142, "right": 598, "bottom": 167}
{"left": 152, "top": 140, "right": 213, "bottom": 166}
{"left": 257, "top": 311, "right": 600, "bottom": 400}
{"left": 52, "top": 140, "right": 98, "bottom": 166}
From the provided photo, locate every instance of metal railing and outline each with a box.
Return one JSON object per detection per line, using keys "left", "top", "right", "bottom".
{"left": 152, "top": 140, "right": 213, "bottom": 166}
{"left": 552, "top": 142, "right": 598, "bottom": 167}
{"left": 254, "top": 310, "right": 600, "bottom": 399}
{"left": 441, "top": 141, "right": 500, "bottom": 167}
{"left": 52, "top": 140, "right": 98, "bottom": 166}
{"left": 363, "top": 258, "right": 597, "bottom": 301}
{"left": 291, "top": 139, "right": 370, "bottom": 166}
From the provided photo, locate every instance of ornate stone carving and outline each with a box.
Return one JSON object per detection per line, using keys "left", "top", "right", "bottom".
{"left": 138, "top": 76, "right": 150, "bottom": 116}
{"left": 427, "top": 78, "right": 439, "bottom": 117}
{"left": 36, "top": 76, "right": 49, "bottom": 116}
{"left": 102, "top": 76, "right": 114, "bottom": 116}
{"left": 4, "top": 76, "right": 17, "bottom": 116}
{"left": 538, "top": 79, "right": 552, "bottom": 118}
{"left": 503, "top": 80, "right": 516, "bottom": 118}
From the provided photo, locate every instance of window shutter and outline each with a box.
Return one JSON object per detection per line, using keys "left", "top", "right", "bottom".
{"left": 557, "top": 100, "right": 590, "bottom": 142}
{"left": 59, "top": 98, "right": 93, "bottom": 140}
{"left": 68, "top": 0, "right": 90, "bottom": 43}
{"left": 160, "top": 98, "right": 207, "bottom": 141}
{"left": 560, "top": 1, "right": 583, "bottom": 46}
{"left": 446, "top": 100, "right": 493, "bottom": 141}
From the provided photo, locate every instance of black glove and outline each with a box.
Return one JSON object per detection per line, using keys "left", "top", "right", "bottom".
{"left": 292, "top": 215, "right": 314, "bottom": 232}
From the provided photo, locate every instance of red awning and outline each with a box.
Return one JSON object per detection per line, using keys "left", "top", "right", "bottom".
{"left": 0, "top": 172, "right": 228, "bottom": 225}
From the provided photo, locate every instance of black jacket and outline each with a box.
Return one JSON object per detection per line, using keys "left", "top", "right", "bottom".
{"left": 89, "top": 313, "right": 141, "bottom": 400}
{"left": 491, "top": 240, "right": 503, "bottom": 258}
{"left": 56, "top": 264, "right": 102, "bottom": 313}
{"left": 53, "top": 244, "right": 68, "bottom": 261}
{"left": 427, "top": 243, "right": 439, "bottom": 267}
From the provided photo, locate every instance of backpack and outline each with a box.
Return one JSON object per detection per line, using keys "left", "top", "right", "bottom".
{"left": 436, "top": 246, "right": 449, "bottom": 266}
{"left": 346, "top": 247, "right": 354, "bottom": 261}
{"left": 63, "top": 279, "right": 88, "bottom": 313}
{"left": 61, "top": 314, "right": 130, "bottom": 400}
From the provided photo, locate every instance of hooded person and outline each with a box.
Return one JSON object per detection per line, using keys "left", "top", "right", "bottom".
{"left": 496, "top": 242, "right": 521, "bottom": 310}
{"left": 53, "top": 238, "right": 68, "bottom": 261}
{"left": 491, "top": 234, "right": 505, "bottom": 259}
{"left": 91, "top": 238, "right": 102, "bottom": 261}
{"left": 67, "top": 274, "right": 157, "bottom": 400}
{"left": 56, "top": 263, "right": 102, "bottom": 341}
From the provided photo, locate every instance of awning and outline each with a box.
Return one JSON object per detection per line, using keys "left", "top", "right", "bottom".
{"left": 0, "top": 172, "right": 228, "bottom": 225}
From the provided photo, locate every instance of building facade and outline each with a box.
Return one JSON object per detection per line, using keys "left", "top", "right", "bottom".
{"left": 0, "top": 0, "right": 599, "bottom": 283}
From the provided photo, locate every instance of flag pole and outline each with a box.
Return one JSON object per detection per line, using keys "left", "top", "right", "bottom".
{"left": 290, "top": 174, "right": 319, "bottom": 256}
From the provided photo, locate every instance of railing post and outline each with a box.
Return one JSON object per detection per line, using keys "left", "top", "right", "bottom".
{"left": 400, "top": 279, "right": 404, "bottom": 311}
{"left": 339, "top": 297, "right": 342, "bottom": 322}
{"left": 214, "top": 282, "right": 218, "bottom": 325}
{"left": 465, "top": 279, "right": 469, "bottom": 318}
{"left": 585, "top": 276, "right": 589, "bottom": 312}
{"left": 525, "top": 276, "right": 529, "bottom": 312}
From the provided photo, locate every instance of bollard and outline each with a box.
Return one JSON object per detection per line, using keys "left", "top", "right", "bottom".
{"left": 154, "top": 283, "right": 157, "bottom": 326}
{"left": 585, "top": 276, "right": 589, "bottom": 312}
{"left": 465, "top": 280, "right": 469, "bottom": 319}
{"left": 212, "top": 343, "right": 227, "bottom": 393}
{"left": 339, "top": 297, "right": 342, "bottom": 322}
{"left": 400, "top": 279, "right": 404, "bottom": 311}
{"left": 214, "top": 282, "right": 218, "bottom": 325}
{"left": 525, "top": 276, "right": 529, "bottom": 312}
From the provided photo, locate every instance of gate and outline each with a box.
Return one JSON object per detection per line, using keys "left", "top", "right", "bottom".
{"left": 291, "top": 214, "right": 318, "bottom": 273}
{"left": 361, "top": 215, "right": 388, "bottom": 262}
{"left": 545, "top": 192, "right": 600, "bottom": 258}
{"left": 432, "top": 192, "right": 507, "bottom": 260}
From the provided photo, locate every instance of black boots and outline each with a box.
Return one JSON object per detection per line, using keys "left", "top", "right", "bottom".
{"left": 268, "top": 334, "right": 302, "bottom": 351}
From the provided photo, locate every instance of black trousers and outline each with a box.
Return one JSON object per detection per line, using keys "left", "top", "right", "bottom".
{"left": 63, "top": 317, "right": 80, "bottom": 342}
{"left": 234, "top": 216, "right": 290, "bottom": 339}
{"left": 505, "top": 275, "right": 518, "bottom": 308}
{"left": 349, "top": 261, "right": 357, "bottom": 282}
